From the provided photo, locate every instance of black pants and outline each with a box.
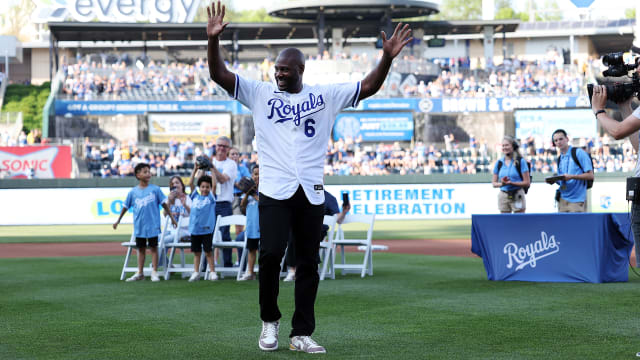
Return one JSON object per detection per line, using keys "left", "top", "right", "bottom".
{"left": 258, "top": 186, "right": 324, "bottom": 337}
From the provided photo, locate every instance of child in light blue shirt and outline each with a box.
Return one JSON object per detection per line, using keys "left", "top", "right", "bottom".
{"left": 114, "top": 163, "right": 176, "bottom": 282}
{"left": 239, "top": 165, "right": 260, "bottom": 281}
{"left": 187, "top": 165, "right": 218, "bottom": 282}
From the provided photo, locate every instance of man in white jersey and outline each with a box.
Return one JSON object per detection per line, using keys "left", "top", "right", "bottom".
{"left": 591, "top": 78, "right": 640, "bottom": 269}
{"left": 210, "top": 135, "right": 237, "bottom": 267}
{"left": 206, "top": 1, "right": 412, "bottom": 353}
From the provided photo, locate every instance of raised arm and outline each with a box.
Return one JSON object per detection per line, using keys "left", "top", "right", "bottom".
{"left": 207, "top": 1, "right": 235, "bottom": 95}
{"left": 358, "top": 23, "right": 413, "bottom": 101}
{"left": 592, "top": 85, "right": 640, "bottom": 142}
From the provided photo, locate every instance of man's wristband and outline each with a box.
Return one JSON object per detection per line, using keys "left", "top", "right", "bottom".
{"left": 594, "top": 109, "right": 606, "bottom": 118}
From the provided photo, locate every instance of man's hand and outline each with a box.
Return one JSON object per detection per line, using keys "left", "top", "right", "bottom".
{"left": 207, "top": 1, "right": 229, "bottom": 39}
{"left": 591, "top": 85, "right": 607, "bottom": 112}
{"left": 381, "top": 23, "right": 413, "bottom": 59}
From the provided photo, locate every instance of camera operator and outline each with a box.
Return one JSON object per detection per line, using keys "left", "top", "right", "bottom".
{"left": 591, "top": 69, "right": 640, "bottom": 266}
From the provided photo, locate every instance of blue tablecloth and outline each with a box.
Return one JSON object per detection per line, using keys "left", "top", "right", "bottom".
{"left": 471, "top": 213, "right": 633, "bottom": 283}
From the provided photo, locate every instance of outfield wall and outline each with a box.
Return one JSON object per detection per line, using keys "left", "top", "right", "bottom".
{"left": 0, "top": 173, "right": 631, "bottom": 225}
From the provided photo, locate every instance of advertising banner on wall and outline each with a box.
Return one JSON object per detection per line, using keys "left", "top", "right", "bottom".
{"left": 148, "top": 113, "right": 231, "bottom": 143}
{"left": 333, "top": 112, "right": 414, "bottom": 141}
{"left": 0, "top": 183, "right": 561, "bottom": 225}
{"left": 0, "top": 146, "right": 72, "bottom": 179}
{"left": 55, "top": 100, "right": 249, "bottom": 116}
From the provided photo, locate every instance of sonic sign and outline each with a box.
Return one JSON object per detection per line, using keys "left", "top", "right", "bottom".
{"left": 34, "top": 0, "right": 201, "bottom": 23}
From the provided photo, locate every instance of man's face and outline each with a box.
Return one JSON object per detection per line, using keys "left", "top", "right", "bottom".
{"left": 216, "top": 140, "right": 230, "bottom": 158}
{"left": 229, "top": 148, "right": 240, "bottom": 163}
{"left": 553, "top": 133, "right": 569, "bottom": 151}
{"left": 274, "top": 55, "right": 303, "bottom": 92}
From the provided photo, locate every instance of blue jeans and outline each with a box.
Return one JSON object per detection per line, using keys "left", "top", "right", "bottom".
{"left": 215, "top": 201, "right": 233, "bottom": 267}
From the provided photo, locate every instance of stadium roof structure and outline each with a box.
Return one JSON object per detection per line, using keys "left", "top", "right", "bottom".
{"left": 47, "top": 20, "right": 520, "bottom": 43}
{"left": 267, "top": 0, "right": 439, "bottom": 21}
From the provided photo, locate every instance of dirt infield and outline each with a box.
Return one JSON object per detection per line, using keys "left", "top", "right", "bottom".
{"left": 1, "top": 239, "right": 636, "bottom": 264}
{"left": 0, "top": 239, "right": 474, "bottom": 258}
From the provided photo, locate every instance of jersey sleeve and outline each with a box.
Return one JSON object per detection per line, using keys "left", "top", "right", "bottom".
{"left": 190, "top": 191, "right": 199, "bottom": 201}
{"left": 520, "top": 159, "right": 529, "bottom": 173}
{"left": 225, "top": 160, "right": 238, "bottom": 183}
{"left": 123, "top": 189, "right": 133, "bottom": 209}
{"left": 633, "top": 105, "right": 640, "bottom": 119}
{"left": 233, "top": 74, "right": 266, "bottom": 110}
{"left": 155, "top": 186, "right": 167, "bottom": 205}
{"left": 492, "top": 161, "right": 500, "bottom": 175}
{"left": 576, "top": 149, "right": 593, "bottom": 172}
{"left": 328, "top": 81, "right": 361, "bottom": 112}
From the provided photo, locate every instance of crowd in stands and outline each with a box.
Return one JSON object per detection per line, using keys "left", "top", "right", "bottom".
{"left": 83, "top": 133, "right": 637, "bottom": 179}
{"left": 58, "top": 47, "right": 590, "bottom": 101}
{"left": 1, "top": 129, "right": 45, "bottom": 147}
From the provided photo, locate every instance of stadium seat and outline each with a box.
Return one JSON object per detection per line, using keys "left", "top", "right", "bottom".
{"left": 206, "top": 215, "right": 248, "bottom": 280}
{"left": 331, "top": 213, "right": 375, "bottom": 278}
{"left": 319, "top": 214, "right": 338, "bottom": 280}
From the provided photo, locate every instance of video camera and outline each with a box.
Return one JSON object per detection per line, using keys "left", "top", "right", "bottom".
{"left": 587, "top": 52, "right": 640, "bottom": 103}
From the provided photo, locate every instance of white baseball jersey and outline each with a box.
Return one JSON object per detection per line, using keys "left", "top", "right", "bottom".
{"left": 232, "top": 74, "right": 361, "bottom": 205}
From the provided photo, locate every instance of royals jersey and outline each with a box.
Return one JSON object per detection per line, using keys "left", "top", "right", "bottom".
{"left": 232, "top": 74, "right": 361, "bottom": 205}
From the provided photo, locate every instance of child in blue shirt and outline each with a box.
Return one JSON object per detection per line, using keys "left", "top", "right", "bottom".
{"left": 114, "top": 163, "right": 177, "bottom": 282}
{"left": 187, "top": 166, "right": 218, "bottom": 282}
{"left": 239, "top": 165, "right": 259, "bottom": 281}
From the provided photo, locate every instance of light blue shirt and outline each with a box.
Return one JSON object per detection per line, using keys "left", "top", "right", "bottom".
{"left": 493, "top": 157, "right": 529, "bottom": 192}
{"left": 243, "top": 194, "right": 260, "bottom": 239}
{"left": 189, "top": 191, "right": 216, "bottom": 235}
{"left": 124, "top": 184, "right": 166, "bottom": 238}
{"left": 558, "top": 146, "right": 593, "bottom": 203}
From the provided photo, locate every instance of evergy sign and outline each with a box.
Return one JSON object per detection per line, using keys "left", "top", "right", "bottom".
{"left": 46, "top": 0, "right": 201, "bottom": 23}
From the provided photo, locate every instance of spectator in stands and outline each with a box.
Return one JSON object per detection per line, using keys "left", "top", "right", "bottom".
{"left": 113, "top": 163, "right": 177, "bottom": 282}
{"left": 545, "top": 129, "right": 593, "bottom": 212}
{"left": 18, "top": 131, "right": 27, "bottom": 146}
{"left": 491, "top": 135, "right": 530, "bottom": 213}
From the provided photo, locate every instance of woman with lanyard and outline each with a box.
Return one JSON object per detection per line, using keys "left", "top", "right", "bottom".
{"left": 491, "top": 135, "right": 531, "bottom": 213}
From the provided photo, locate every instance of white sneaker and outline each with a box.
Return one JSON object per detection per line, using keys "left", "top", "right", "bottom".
{"left": 283, "top": 271, "right": 295, "bottom": 282}
{"left": 258, "top": 321, "right": 279, "bottom": 351}
{"left": 150, "top": 271, "right": 161, "bottom": 282}
{"left": 125, "top": 273, "right": 144, "bottom": 282}
{"left": 289, "top": 336, "right": 326, "bottom": 354}
{"left": 239, "top": 273, "right": 256, "bottom": 281}
{"left": 207, "top": 272, "right": 218, "bottom": 281}
{"left": 188, "top": 272, "right": 200, "bottom": 282}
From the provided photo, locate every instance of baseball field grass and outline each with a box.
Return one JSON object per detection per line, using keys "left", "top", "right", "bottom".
{"left": 0, "top": 219, "right": 472, "bottom": 244}
{"left": 1, "top": 252, "right": 639, "bottom": 359}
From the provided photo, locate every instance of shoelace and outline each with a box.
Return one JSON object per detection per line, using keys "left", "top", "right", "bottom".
{"left": 262, "top": 323, "right": 278, "bottom": 338}
{"left": 300, "top": 336, "right": 319, "bottom": 348}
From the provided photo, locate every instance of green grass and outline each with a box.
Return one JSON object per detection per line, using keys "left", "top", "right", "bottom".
{"left": 0, "top": 219, "right": 472, "bottom": 244}
{"left": 1, "top": 254, "right": 638, "bottom": 359}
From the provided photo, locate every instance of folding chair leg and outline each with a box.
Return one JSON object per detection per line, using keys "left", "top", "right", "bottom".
{"left": 236, "top": 246, "right": 248, "bottom": 281}
{"left": 340, "top": 245, "right": 346, "bottom": 275}
{"left": 165, "top": 247, "right": 176, "bottom": 280}
{"left": 121, "top": 247, "right": 133, "bottom": 280}
{"left": 320, "top": 246, "right": 332, "bottom": 281}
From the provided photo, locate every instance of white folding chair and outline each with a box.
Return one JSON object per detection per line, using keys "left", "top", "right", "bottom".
{"left": 120, "top": 215, "right": 174, "bottom": 280}
{"left": 163, "top": 215, "right": 197, "bottom": 280}
{"left": 319, "top": 214, "right": 338, "bottom": 280}
{"left": 332, "top": 214, "right": 375, "bottom": 278}
{"left": 206, "top": 214, "right": 248, "bottom": 280}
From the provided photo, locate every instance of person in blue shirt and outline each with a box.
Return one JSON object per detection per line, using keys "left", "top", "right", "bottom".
{"left": 113, "top": 163, "right": 177, "bottom": 282}
{"left": 492, "top": 135, "right": 530, "bottom": 213}
{"left": 187, "top": 165, "right": 218, "bottom": 281}
{"left": 545, "top": 129, "right": 594, "bottom": 212}
{"left": 230, "top": 146, "right": 251, "bottom": 262}
{"left": 239, "top": 165, "right": 260, "bottom": 281}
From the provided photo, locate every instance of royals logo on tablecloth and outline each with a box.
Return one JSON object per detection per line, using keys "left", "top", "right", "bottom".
{"left": 503, "top": 231, "right": 560, "bottom": 271}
